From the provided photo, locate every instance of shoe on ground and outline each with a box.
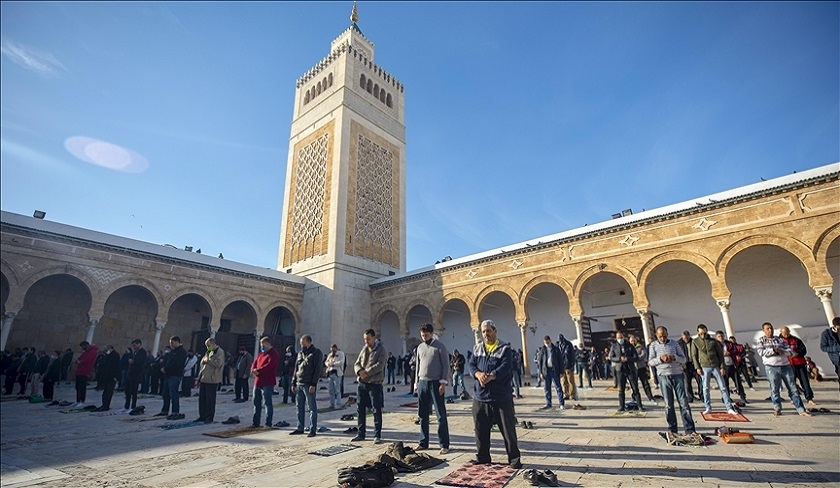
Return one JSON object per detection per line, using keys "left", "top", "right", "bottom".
{"left": 468, "top": 459, "right": 491, "bottom": 465}
{"left": 167, "top": 413, "right": 185, "bottom": 420}
{"left": 511, "top": 461, "right": 523, "bottom": 469}
{"left": 154, "top": 412, "right": 169, "bottom": 417}
{"left": 307, "top": 430, "right": 316, "bottom": 437}
{"left": 194, "top": 418, "right": 205, "bottom": 423}
{"left": 558, "top": 404, "right": 566, "bottom": 410}
{"left": 439, "top": 447, "right": 449, "bottom": 454}
{"left": 541, "top": 469, "right": 559, "bottom": 486}
{"left": 703, "top": 408, "right": 712, "bottom": 414}
{"left": 350, "top": 435, "right": 365, "bottom": 442}
{"left": 288, "top": 429, "right": 304, "bottom": 435}
{"left": 374, "top": 437, "right": 382, "bottom": 444}
{"left": 616, "top": 409, "right": 625, "bottom": 414}
{"left": 538, "top": 405, "right": 552, "bottom": 410}
{"left": 727, "top": 409, "right": 738, "bottom": 415}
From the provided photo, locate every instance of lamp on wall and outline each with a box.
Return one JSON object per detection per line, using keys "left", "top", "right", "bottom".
{"left": 529, "top": 325, "right": 537, "bottom": 336}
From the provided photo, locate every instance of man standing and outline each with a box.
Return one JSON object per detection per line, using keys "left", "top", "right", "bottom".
{"left": 820, "top": 317, "right": 840, "bottom": 392}
{"left": 233, "top": 346, "right": 253, "bottom": 403}
{"left": 451, "top": 349, "right": 466, "bottom": 397}
{"left": 351, "top": 329, "right": 386, "bottom": 443}
{"left": 181, "top": 350, "right": 198, "bottom": 398}
{"left": 690, "top": 324, "right": 737, "bottom": 415}
{"left": 196, "top": 338, "right": 224, "bottom": 423}
{"left": 289, "top": 335, "right": 323, "bottom": 437}
{"left": 630, "top": 335, "right": 655, "bottom": 403}
{"left": 29, "top": 350, "right": 49, "bottom": 400}
{"left": 467, "top": 319, "right": 521, "bottom": 468}
{"left": 716, "top": 331, "right": 747, "bottom": 405}
{"left": 95, "top": 345, "right": 120, "bottom": 411}
{"left": 386, "top": 352, "right": 397, "bottom": 385}
{"left": 609, "top": 331, "right": 643, "bottom": 413}
{"left": 678, "top": 331, "right": 701, "bottom": 403}
{"left": 557, "top": 334, "right": 577, "bottom": 401}
{"left": 778, "top": 326, "right": 816, "bottom": 406}
{"left": 252, "top": 337, "right": 280, "bottom": 428}
{"left": 576, "top": 345, "right": 592, "bottom": 389}
{"left": 756, "top": 322, "right": 811, "bottom": 417}
{"left": 324, "top": 344, "right": 345, "bottom": 409}
{"left": 538, "top": 335, "right": 565, "bottom": 410}
{"left": 281, "top": 345, "right": 296, "bottom": 404}
{"left": 648, "top": 326, "right": 696, "bottom": 435}
{"left": 124, "top": 339, "right": 147, "bottom": 413}
{"left": 74, "top": 341, "right": 98, "bottom": 408}
{"left": 157, "top": 336, "right": 187, "bottom": 420}
{"left": 414, "top": 323, "right": 451, "bottom": 454}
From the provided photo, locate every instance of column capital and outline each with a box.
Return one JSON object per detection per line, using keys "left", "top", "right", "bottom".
{"left": 155, "top": 321, "right": 167, "bottom": 331}
{"left": 3, "top": 310, "right": 19, "bottom": 321}
{"left": 716, "top": 298, "right": 731, "bottom": 310}
{"left": 571, "top": 315, "right": 582, "bottom": 325}
{"left": 636, "top": 308, "right": 651, "bottom": 318}
{"left": 815, "top": 286, "right": 833, "bottom": 300}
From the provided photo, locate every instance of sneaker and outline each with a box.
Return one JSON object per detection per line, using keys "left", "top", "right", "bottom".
{"left": 374, "top": 437, "right": 382, "bottom": 444}
{"left": 73, "top": 402, "right": 85, "bottom": 408}
{"left": 558, "top": 404, "right": 566, "bottom": 410}
{"left": 703, "top": 408, "right": 711, "bottom": 414}
{"left": 439, "top": 447, "right": 450, "bottom": 455}
{"left": 727, "top": 409, "right": 738, "bottom": 416}
{"left": 350, "top": 435, "right": 366, "bottom": 442}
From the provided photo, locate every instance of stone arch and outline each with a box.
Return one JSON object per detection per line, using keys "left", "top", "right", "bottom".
{"left": 100, "top": 277, "right": 165, "bottom": 314}
{"left": 328, "top": 73, "right": 333, "bottom": 86}
{"left": 360, "top": 73, "right": 366, "bottom": 88}
{"left": 638, "top": 250, "right": 723, "bottom": 297}
{"left": 20, "top": 265, "right": 98, "bottom": 308}
{"left": 373, "top": 305, "right": 401, "bottom": 328}
{"left": 386, "top": 93, "right": 393, "bottom": 108}
{"left": 380, "top": 90, "right": 386, "bottom": 103}
{"left": 218, "top": 295, "right": 262, "bottom": 323}
{"left": 263, "top": 299, "right": 302, "bottom": 333}
{"left": 165, "top": 287, "right": 218, "bottom": 324}
{"left": 520, "top": 274, "right": 574, "bottom": 313}
{"left": 438, "top": 291, "right": 473, "bottom": 326}
{"left": 0, "top": 259, "right": 20, "bottom": 287}
{"left": 717, "top": 235, "right": 819, "bottom": 287}
{"left": 373, "top": 84, "right": 379, "bottom": 98}
{"left": 814, "top": 223, "right": 840, "bottom": 284}
{"left": 316, "top": 81, "right": 322, "bottom": 95}
{"left": 572, "top": 263, "right": 641, "bottom": 312}
{"left": 0, "top": 260, "right": 24, "bottom": 311}
{"left": 304, "top": 91, "right": 310, "bottom": 104}
{"left": 403, "top": 298, "right": 435, "bottom": 329}
{"left": 474, "top": 283, "right": 518, "bottom": 314}
{"left": 366, "top": 79, "right": 373, "bottom": 93}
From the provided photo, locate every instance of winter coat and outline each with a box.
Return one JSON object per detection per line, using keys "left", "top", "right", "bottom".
{"left": 690, "top": 334, "right": 725, "bottom": 369}
{"left": 76, "top": 345, "right": 99, "bottom": 377}
{"left": 252, "top": 347, "right": 281, "bottom": 388}
{"left": 295, "top": 345, "right": 323, "bottom": 387}
{"left": 467, "top": 339, "right": 514, "bottom": 403}
{"left": 199, "top": 346, "right": 225, "bottom": 384}
{"left": 354, "top": 341, "right": 386, "bottom": 384}
{"left": 163, "top": 345, "right": 187, "bottom": 377}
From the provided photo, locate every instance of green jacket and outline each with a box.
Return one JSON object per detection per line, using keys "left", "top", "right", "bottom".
{"left": 198, "top": 347, "right": 225, "bottom": 384}
{"left": 690, "top": 335, "right": 724, "bottom": 368}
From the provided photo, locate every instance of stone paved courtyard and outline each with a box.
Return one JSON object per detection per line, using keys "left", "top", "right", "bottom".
{"left": 1, "top": 376, "right": 838, "bottom": 487}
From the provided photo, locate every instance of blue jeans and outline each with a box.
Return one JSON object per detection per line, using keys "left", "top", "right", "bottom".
{"left": 161, "top": 376, "right": 181, "bottom": 414}
{"left": 296, "top": 385, "right": 317, "bottom": 431}
{"left": 417, "top": 380, "right": 450, "bottom": 449}
{"left": 700, "top": 366, "right": 734, "bottom": 412}
{"left": 765, "top": 364, "right": 805, "bottom": 413}
{"left": 328, "top": 373, "right": 342, "bottom": 408}
{"left": 387, "top": 367, "right": 396, "bottom": 385}
{"left": 253, "top": 385, "right": 273, "bottom": 426}
{"left": 452, "top": 371, "right": 465, "bottom": 396}
{"left": 542, "top": 367, "right": 564, "bottom": 406}
{"left": 659, "top": 373, "right": 695, "bottom": 434}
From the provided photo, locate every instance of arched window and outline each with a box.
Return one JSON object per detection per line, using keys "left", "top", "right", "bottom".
{"left": 328, "top": 73, "right": 333, "bottom": 87}
{"left": 304, "top": 91, "right": 310, "bottom": 104}
{"left": 373, "top": 84, "right": 379, "bottom": 98}
{"left": 366, "top": 79, "right": 373, "bottom": 93}
{"left": 360, "top": 74, "right": 366, "bottom": 88}
{"left": 316, "top": 81, "right": 322, "bottom": 95}
{"left": 323, "top": 77, "right": 328, "bottom": 91}
{"left": 380, "top": 90, "right": 386, "bottom": 103}
{"left": 386, "top": 93, "right": 393, "bottom": 107}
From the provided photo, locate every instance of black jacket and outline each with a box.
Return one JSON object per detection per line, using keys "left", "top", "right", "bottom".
{"left": 99, "top": 351, "right": 121, "bottom": 382}
{"left": 609, "top": 340, "right": 638, "bottom": 373}
{"left": 128, "top": 348, "right": 148, "bottom": 379}
{"left": 539, "top": 344, "right": 565, "bottom": 374}
{"left": 294, "top": 345, "right": 323, "bottom": 387}
{"left": 164, "top": 345, "right": 187, "bottom": 377}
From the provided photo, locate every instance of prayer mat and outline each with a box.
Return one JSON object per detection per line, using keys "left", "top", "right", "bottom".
{"left": 203, "top": 426, "right": 269, "bottom": 438}
{"left": 613, "top": 410, "right": 647, "bottom": 417}
{"left": 435, "top": 462, "right": 519, "bottom": 488}
{"left": 119, "top": 416, "right": 167, "bottom": 423}
{"left": 59, "top": 408, "right": 90, "bottom": 414}
{"left": 159, "top": 420, "right": 204, "bottom": 430}
{"left": 701, "top": 411, "right": 750, "bottom": 422}
{"left": 606, "top": 386, "right": 628, "bottom": 391}
{"left": 400, "top": 402, "right": 419, "bottom": 408}
{"left": 90, "top": 410, "right": 127, "bottom": 417}
{"left": 309, "top": 443, "right": 360, "bottom": 457}
{"left": 659, "top": 431, "right": 713, "bottom": 447}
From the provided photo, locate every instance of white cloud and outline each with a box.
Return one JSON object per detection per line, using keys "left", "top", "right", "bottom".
{"left": 0, "top": 40, "right": 66, "bottom": 76}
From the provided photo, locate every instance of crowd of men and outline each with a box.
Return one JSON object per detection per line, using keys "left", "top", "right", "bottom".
{"left": 1, "top": 315, "right": 839, "bottom": 471}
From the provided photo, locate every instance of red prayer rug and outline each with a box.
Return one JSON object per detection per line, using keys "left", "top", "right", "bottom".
{"left": 701, "top": 411, "right": 750, "bottom": 422}
{"left": 435, "top": 462, "right": 519, "bottom": 488}
{"left": 400, "top": 402, "right": 419, "bottom": 408}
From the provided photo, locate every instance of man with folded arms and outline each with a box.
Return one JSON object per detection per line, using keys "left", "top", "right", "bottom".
{"left": 414, "top": 323, "right": 451, "bottom": 455}
{"left": 648, "top": 326, "right": 696, "bottom": 435}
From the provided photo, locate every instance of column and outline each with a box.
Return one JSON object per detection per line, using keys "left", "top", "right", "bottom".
{"left": 472, "top": 326, "right": 482, "bottom": 346}
{"left": 253, "top": 329, "right": 260, "bottom": 359}
{"left": 717, "top": 299, "right": 735, "bottom": 339}
{"left": 637, "top": 308, "right": 652, "bottom": 345}
{"left": 815, "top": 287, "right": 836, "bottom": 325}
{"left": 85, "top": 317, "right": 99, "bottom": 344}
{"left": 151, "top": 321, "right": 166, "bottom": 356}
{"left": 0, "top": 310, "right": 19, "bottom": 352}
{"left": 519, "top": 323, "right": 531, "bottom": 377}
{"left": 401, "top": 334, "right": 408, "bottom": 356}
{"left": 571, "top": 315, "right": 584, "bottom": 347}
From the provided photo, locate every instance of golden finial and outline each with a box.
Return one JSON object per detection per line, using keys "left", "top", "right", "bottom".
{"left": 350, "top": 1, "right": 358, "bottom": 23}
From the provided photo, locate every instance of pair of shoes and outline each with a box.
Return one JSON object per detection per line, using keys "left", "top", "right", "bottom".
{"left": 439, "top": 447, "right": 450, "bottom": 454}
{"left": 167, "top": 413, "right": 185, "bottom": 420}
{"left": 727, "top": 409, "right": 739, "bottom": 416}
{"left": 222, "top": 416, "right": 240, "bottom": 424}
{"left": 520, "top": 421, "right": 534, "bottom": 429}
{"left": 572, "top": 404, "right": 586, "bottom": 410}
{"left": 523, "top": 469, "right": 557, "bottom": 486}
{"left": 307, "top": 430, "right": 316, "bottom": 437}
{"left": 154, "top": 411, "right": 169, "bottom": 417}
{"left": 273, "top": 420, "right": 290, "bottom": 427}
{"left": 414, "top": 444, "right": 428, "bottom": 451}
{"left": 288, "top": 429, "right": 305, "bottom": 435}
{"left": 340, "top": 414, "right": 355, "bottom": 421}
{"left": 374, "top": 437, "right": 382, "bottom": 444}
{"left": 350, "top": 435, "right": 365, "bottom": 442}
{"left": 344, "top": 427, "right": 359, "bottom": 434}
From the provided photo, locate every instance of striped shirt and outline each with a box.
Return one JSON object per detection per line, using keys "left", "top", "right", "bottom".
{"left": 756, "top": 335, "right": 791, "bottom": 367}
{"left": 647, "top": 339, "right": 686, "bottom": 376}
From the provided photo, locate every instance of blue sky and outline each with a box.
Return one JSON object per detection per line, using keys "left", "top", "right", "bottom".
{"left": 1, "top": 2, "right": 837, "bottom": 271}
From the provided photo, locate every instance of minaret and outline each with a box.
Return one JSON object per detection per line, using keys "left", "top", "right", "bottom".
{"left": 277, "top": 3, "right": 406, "bottom": 351}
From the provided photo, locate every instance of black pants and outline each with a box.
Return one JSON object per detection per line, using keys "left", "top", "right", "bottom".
{"left": 616, "top": 366, "right": 642, "bottom": 409}
{"left": 4, "top": 372, "right": 15, "bottom": 394}
{"left": 235, "top": 376, "right": 249, "bottom": 400}
{"left": 124, "top": 375, "right": 140, "bottom": 409}
{"left": 198, "top": 382, "right": 218, "bottom": 421}
{"left": 637, "top": 367, "right": 654, "bottom": 401}
{"left": 684, "top": 363, "right": 702, "bottom": 401}
{"left": 725, "top": 364, "right": 746, "bottom": 401}
{"left": 357, "top": 382, "right": 383, "bottom": 438}
{"left": 181, "top": 377, "right": 193, "bottom": 397}
{"left": 43, "top": 379, "right": 55, "bottom": 400}
{"left": 76, "top": 375, "right": 89, "bottom": 403}
{"left": 472, "top": 398, "right": 521, "bottom": 466}
{"left": 150, "top": 374, "right": 161, "bottom": 395}
{"left": 17, "top": 373, "right": 27, "bottom": 394}
{"left": 101, "top": 378, "right": 116, "bottom": 409}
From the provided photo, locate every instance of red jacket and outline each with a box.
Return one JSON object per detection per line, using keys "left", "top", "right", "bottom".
{"left": 76, "top": 345, "right": 99, "bottom": 376}
{"left": 251, "top": 347, "right": 280, "bottom": 387}
{"left": 781, "top": 335, "right": 807, "bottom": 367}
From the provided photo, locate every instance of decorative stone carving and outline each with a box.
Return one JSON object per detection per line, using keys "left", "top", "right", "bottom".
{"left": 79, "top": 265, "right": 127, "bottom": 286}
{"left": 291, "top": 133, "right": 330, "bottom": 247}
{"left": 354, "top": 134, "right": 394, "bottom": 250}
{"left": 692, "top": 217, "right": 718, "bottom": 232}
{"left": 17, "top": 261, "right": 33, "bottom": 272}
{"left": 509, "top": 259, "right": 523, "bottom": 270}
{"left": 619, "top": 234, "right": 639, "bottom": 247}
{"left": 465, "top": 269, "right": 477, "bottom": 279}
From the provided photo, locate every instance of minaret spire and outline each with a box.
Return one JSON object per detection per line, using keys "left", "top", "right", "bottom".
{"left": 350, "top": 1, "right": 359, "bottom": 24}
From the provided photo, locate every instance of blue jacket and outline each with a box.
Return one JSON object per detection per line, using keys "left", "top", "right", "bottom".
{"left": 820, "top": 327, "right": 840, "bottom": 366}
{"left": 468, "top": 339, "right": 513, "bottom": 403}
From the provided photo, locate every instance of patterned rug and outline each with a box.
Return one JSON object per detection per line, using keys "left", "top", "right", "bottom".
{"left": 90, "top": 410, "right": 127, "bottom": 417}
{"left": 203, "top": 426, "right": 269, "bottom": 438}
{"left": 435, "top": 463, "right": 519, "bottom": 488}
{"left": 310, "top": 443, "right": 361, "bottom": 456}
{"left": 119, "top": 416, "right": 167, "bottom": 423}
{"left": 159, "top": 420, "right": 204, "bottom": 430}
{"left": 659, "top": 431, "right": 713, "bottom": 447}
{"left": 701, "top": 411, "right": 750, "bottom": 422}
{"left": 59, "top": 409, "right": 90, "bottom": 414}
{"left": 612, "top": 410, "right": 647, "bottom": 417}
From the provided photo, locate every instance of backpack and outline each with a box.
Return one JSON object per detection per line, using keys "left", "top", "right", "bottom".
{"left": 336, "top": 462, "right": 395, "bottom": 487}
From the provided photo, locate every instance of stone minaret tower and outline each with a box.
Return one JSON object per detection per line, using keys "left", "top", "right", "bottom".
{"left": 278, "top": 3, "right": 406, "bottom": 351}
